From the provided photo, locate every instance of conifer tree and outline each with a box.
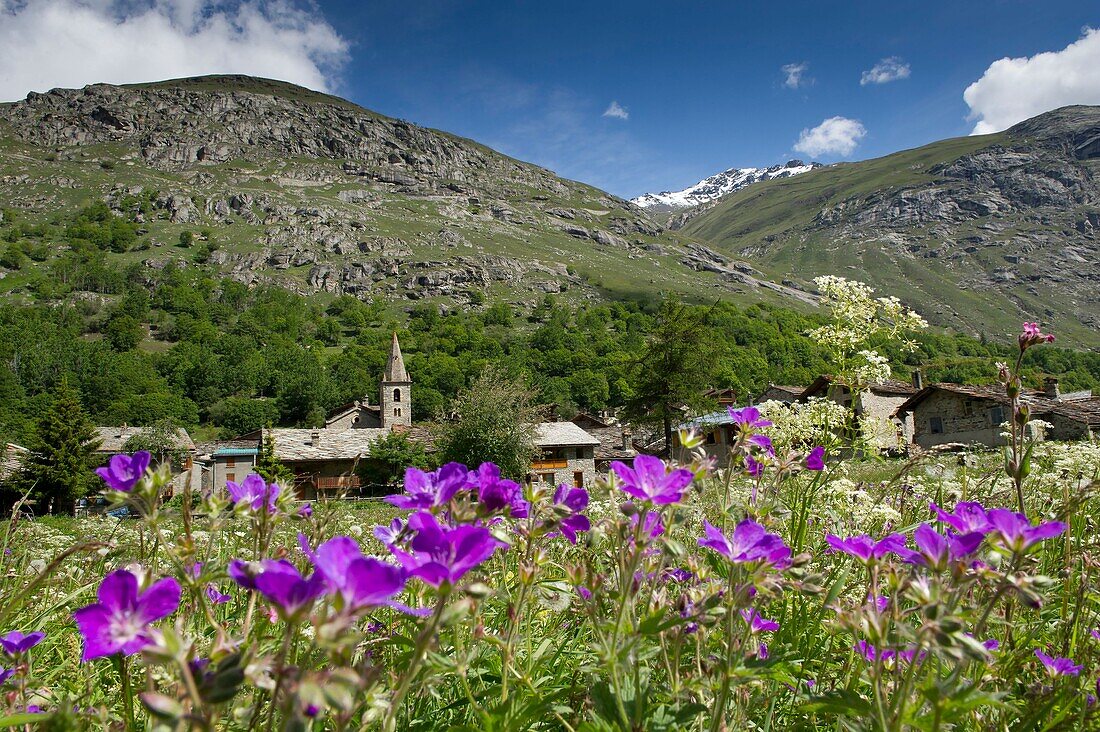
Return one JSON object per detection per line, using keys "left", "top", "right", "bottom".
{"left": 255, "top": 425, "right": 294, "bottom": 486}
{"left": 21, "top": 378, "right": 101, "bottom": 514}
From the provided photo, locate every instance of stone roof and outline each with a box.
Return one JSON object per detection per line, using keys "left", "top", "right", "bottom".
{"left": 1044, "top": 397, "right": 1100, "bottom": 426}
{"left": 585, "top": 426, "right": 636, "bottom": 461}
{"left": 534, "top": 422, "right": 600, "bottom": 447}
{"left": 266, "top": 427, "right": 388, "bottom": 462}
{"left": 324, "top": 400, "right": 380, "bottom": 427}
{"left": 95, "top": 426, "right": 196, "bottom": 453}
{"left": 893, "top": 383, "right": 1100, "bottom": 426}
{"left": 800, "top": 375, "right": 916, "bottom": 400}
{"left": 383, "top": 331, "right": 410, "bottom": 383}
{"left": 0, "top": 443, "right": 28, "bottom": 482}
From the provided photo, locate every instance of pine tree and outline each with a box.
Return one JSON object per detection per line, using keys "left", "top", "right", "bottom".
{"left": 21, "top": 378, "right": 101, "bottom": 514}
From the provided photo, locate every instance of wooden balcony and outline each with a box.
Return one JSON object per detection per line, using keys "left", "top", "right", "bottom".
{"left": 530, "top": 459, "right": 568, "bottom": 470}
{"left": 314, "top": 475, "right": 362, "bottom": 490}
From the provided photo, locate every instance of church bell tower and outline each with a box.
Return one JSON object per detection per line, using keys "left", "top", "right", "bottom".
{"left": 381, "top": 331, "right": 412, "bottom": 429}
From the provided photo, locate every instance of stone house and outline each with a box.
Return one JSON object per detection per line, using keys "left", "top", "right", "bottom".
{"left": 753, "top": 384, "right": 805, "bottom": 404}
{"left": 674, "top": 409, "right": 741, "bottom": 466}
{"left": 894, "top": 379, "right": 1100, "bottom": 449}
{"left": 0, "top": 443, "right": 28, "bottom": 483}
{"left": 196, "top": 440, "right": 259, "bottom": 493}
{"left": 799, "top": 375, "right": 918, "bottom": 453}
{"left": 527, "top": 422, "right": 600, "bottom": 488}
{"left": 571, "top": 412, "right": 636, "bottom": 472}
{"left": 95, "top": 425, "right": 199, "bottom": 493}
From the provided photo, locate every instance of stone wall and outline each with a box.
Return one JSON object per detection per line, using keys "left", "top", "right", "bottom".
{"left": 529, "top": 446, "right": 597, "bottom": 488}
{"left": 912, "top": 391, "right": 1005, "bottom": 448}
{"left": 858, "top": 391, "right": 912, "bottom": 451}
{"left": 207, "top": 454, "right": 259, "bottom": 493}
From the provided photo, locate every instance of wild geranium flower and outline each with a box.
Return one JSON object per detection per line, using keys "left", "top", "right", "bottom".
{"left": 95, "top": 451, "right": 151, "bottom": 492}
{"left": 987, "top": 509, "right": 1066, "bottom": 553}
{"left": 374, "top": 518, "right": 406, "bottom": 547}
{"left": 741, "top": 608, "right": 780, "bottom": 633}
{"left": 1035, "top": 650, "right": 1082, "bottom": 677}
{"left": 297, "top": 504, "right": 313, "bottom": 518}
{"left": 745, "top": 454, "right": 764, "bottom": 478}
{"left": 73, "top": 569, "right": 181, "bottom": 661}
{"left": 699, "top": 520, "right": 792, "bottom": 569}
{"left": 226, "top": 474, "right": 280, "bottom": 513}
{"left": 1020, "top": 322, "right": 1055, "bottom": 349}
{"left": 0, "top": 668, "right": 12, "bottom": 685}
{"left": 931, "top": 501, "right": 992, "bottom": 534}
{"left": 630, "top": 511, "right": 665, "bottom": 541}
{"left": 897, "top": 524, "right": 985, "bottom": 570}
{"left": 205, "top": 586, "right": 230, "bottom": 605}
{"left": 825, "top": 533, "right": 906, "bottom": 565}
{"left": 548, "top": 485, "right": 590, "bottom": 544}
{"left": 470, "top": 463, "right": 528, "bottom": 518}
{"left": 0, "top": 631, "right": 44, "bottom": 655}
{"left": 728, "top": 406, "right": 772, "bottom": 431}
{"left": 386, "top": 463, "right": 468, "bottom": 510}
{"left": 227, "top": 560, "right": 259, "bottom": 590}
{"left": 611, "top": 454, "right": 694, "bottom": 504}
{"left": 805, "top": 446, "right": 825, "bottom": 471}
{"left": 390, "top": 511, "right": 507, "bottom": 588}
{"left": 299, "top": 535, "right": 408, "bottom": 612}
{"left": 241, "top": 560, "right": 326, "bottom": 620}
{"left": 748, "top": 434, "right": 775, "bottom": 457}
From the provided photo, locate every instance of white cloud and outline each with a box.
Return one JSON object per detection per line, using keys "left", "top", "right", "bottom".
{"left": 793, "top": 116, "right": 866, "bottom": 157}
{"left": 0, "top": 0, "right": 349, "bottom": 101}
{"left": 781, "top": 62, "right": 810, "bottom": 89}
{"left": 860, "top": 57, "right": 910, "bottom": 85}
{"left": 602, "top": 100, "right": 629, "bottom": 120}
{"left": 964, "top": 28, "right": 1100, "bottom": 134}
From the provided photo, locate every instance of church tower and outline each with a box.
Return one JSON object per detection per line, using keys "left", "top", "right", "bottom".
{"left": 380, "top": 331, "right": 412, "bottom": 429}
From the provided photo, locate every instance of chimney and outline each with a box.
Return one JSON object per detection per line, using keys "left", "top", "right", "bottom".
{"left": 310, "top": 430, "right": 321, "bottom": 447}
{"left": 911, "top": 370, "right": 923, "bottom": 390}
{"left": 621, "top": 428, "right": 629, "bottom": 451}
{"left": 1044, "top": 377, "right": 1060, "bottom": 400}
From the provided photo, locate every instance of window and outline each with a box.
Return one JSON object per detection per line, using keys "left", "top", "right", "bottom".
{"left": 929, "top": 417, "right": 944, "bottom": 435}
{"left": 989, "top": 406, "right": 1005, "bottom": 426}
{"left": 226, "top": 457, "right": 236, "bottom": 468}
{"left": 705, "top": 431, "right": 716, "bottom": 445}
{"left": 226, "top": 472, "right": 236, "bottom": 483}
{"left": 573, "top": 471, "right": 584, "bottom": 488}
{"left": 540, "top": 472, "right": 554, "bottom": 484}
{"left": 394, "top": 407, "right": 401, "bottom": 417}
{"left": 962, "top": 400, "right": 974, "bottom": 417}
{"left": 393, "top": 388, "right": 402, "bottom": 402}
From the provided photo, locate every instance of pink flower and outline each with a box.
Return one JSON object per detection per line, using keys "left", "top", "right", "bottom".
{"left": 610, "top": 455, "right": 694, "bottom": 505}
{"left": 1019, "top": 322, "right": 1055, "bottom": 349}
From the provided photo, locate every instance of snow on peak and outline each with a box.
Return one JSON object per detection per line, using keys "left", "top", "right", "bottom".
{"left": 631, "top": 159, "right": 820, "bottom": 209}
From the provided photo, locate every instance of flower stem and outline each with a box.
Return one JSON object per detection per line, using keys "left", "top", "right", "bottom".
{"left": 382, "top": 587, "right": 449, "bottom": 732}
{"left": 117, "top": 654, "right": 136, "bottom": 731}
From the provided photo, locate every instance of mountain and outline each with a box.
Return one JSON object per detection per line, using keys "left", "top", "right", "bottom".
{"left": 0, "top": 75, "right": 803, "bottom": 310}
{"left": 679, "top": 106, "right": 1100, "bottom": 346}
{"left": 631, "top": 160, "right": 821, "bottom": 216}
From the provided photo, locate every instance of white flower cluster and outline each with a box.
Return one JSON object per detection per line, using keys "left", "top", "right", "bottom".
{"left": 757, "top": 398, "right": 848, "bottom": 454}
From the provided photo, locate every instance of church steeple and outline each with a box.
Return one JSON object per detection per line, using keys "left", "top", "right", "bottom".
{"left": 381, "top": 332, "right": 412, "bottom": 428}
{"left": 384, "top": 331, "right": 409, "bottom": 383}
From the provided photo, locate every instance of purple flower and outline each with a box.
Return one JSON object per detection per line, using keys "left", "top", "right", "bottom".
{"left": 1035, "top": 650, "right": 1081, "bottom": 677}
{"left": 247, "top": 560, "right": 326, "bottom": 620}
{"left": 95, "top": 451, "right": 151, "bottom": 492}
{"left": 984, "top": 639, "right": 1000, "bottom": 652}
{"left": 897, "top": 524, "right": 985, "bottom": 570}
{"left": 987, "top": 509, "right": 1066, "bottom": 553}
{"left": 825, "top": 533, "right": 906, "bottom": 565}
{"left": 226, "top": 474, "right": 280, "bottom": 513}
{"left": 386, "top": 463, "right": 468, "bottom": 510}
{"left": 698, "top": 520, "right": 792, "bottom": 570}
{"left": 0, "top": 631, "right": 44, "bottom": 655}
{"left": 805, "top": 447, "right": 825, "bottom": 471}
{"left": 867, "top": 594, "right": 889, "bottom": 613}
{"left": 297, "top": 504, "right": 313, "bottom": 518}
{"left": 205, "top": 585, "right": 231, "bottom": 605}
{"left": 549, "top": 485, "right": 590, "bottom": 544}
{"left": 1091, "top": 628, "right": 1100, "bottom": 642}
{"left": 611, "top": 454, "right": 694, "bottom": 504}
{"left": 727, "top": 406, "right": 772, "bottom": 431}
{"left": 630, "top": 511, "right": 665, "bottom": 541}
{"left": 471, "top": 463, "right": 528, "bottom": 518}
{"left": 748, "top": 434, "right": 774, "bottom": 457}
{"left": 73, "top": 569, "right": 181, "bottom": 662}
{"left": 227, "top": 560, "right": 259, "bottom": 590}
{"left": 741, "top": 608, "right": 780, "bottom": 633}
{"left": 299, "top": 535, "right": 408, "bottom": 612}
{"left": 745, "top": 454, "right": 764, "bottom": 478}
{"left": 390, "top": 511, "right": 507, "bottom": 588}
{"left": 855, "top": 640, "right": 879, "bottom": 663}
{"left": 576, "top": 586, "right": 592, "bottom": 601}
{"left": 374, "top": 518, "right": 406, "bottom": 547}
{"left": 0, "top": 668, "right": 13, "bottom": 685}
{"left": 930, "top": 501, "right": 992, "bottom": 534}
{"left": 757, "top": 642, "right": 769, "bottom": 660}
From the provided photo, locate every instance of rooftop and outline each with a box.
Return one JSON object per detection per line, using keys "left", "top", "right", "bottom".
{"left": 534, "top": 422, "right": 600, "bottom": 447}
{"left": 95, "top": 426, "right": 196, "bottom": 453}
{"left": 266, "top": 427, "right": 388, "bottom": 462}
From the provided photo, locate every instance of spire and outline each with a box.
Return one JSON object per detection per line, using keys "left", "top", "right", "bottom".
{"left": 384, "top": 331, "right": 410, "bottom": 383}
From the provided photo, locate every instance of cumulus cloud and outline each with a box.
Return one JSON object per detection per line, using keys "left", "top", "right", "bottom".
{"left": 0, "top": 0, "right": 349, "bottom": 101}
{"left": 602, "top": 100, "right": 629, "bottom": 120}
{"left": 860, "top": 57, "right": 910, "bottom": 85}
{"left": 793, "top": 116, "right": 866, "bottom": 157}
{"left": 964, "top": 28, "right": 1100, "bottom": 134}
{"left": 781, "top": 62, "right": 810, "bottom": 89}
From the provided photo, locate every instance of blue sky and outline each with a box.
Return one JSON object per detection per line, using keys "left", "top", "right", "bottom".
{"left": 3, "top": 0, "right": 1099, "bottom": 197}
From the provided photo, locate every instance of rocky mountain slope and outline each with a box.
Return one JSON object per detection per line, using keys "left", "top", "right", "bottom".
{"left": 679, "top": 106, "right": 1100, "bottom": 345}
{"left": 0, "top": 75, "right": 804, "bottom": 310}
{"left": 631, "top": 160, "right": 820, "bottom": 216}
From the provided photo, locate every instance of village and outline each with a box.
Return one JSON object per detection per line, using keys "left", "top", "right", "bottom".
{"left": 12, "top": 330, "right": 1094, "bottom": 505}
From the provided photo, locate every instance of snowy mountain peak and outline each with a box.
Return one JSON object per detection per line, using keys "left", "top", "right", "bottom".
{"left": 631, "top": 159, "right": 821, "bottom": 210}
